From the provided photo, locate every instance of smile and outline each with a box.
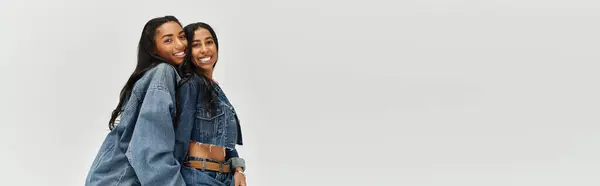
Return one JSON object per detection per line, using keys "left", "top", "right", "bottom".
{"left": 199, "top": 56, "right": 211, "bottom": 63}
{"left": 174, "top": 52, "right": 186, "bottom": 58}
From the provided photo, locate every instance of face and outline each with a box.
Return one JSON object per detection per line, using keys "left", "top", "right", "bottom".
{"left": 153, "top": 21, "right": 187, "bottom": 65}
{"left": 191, "top": 28, "right": 218, "bottom": 72}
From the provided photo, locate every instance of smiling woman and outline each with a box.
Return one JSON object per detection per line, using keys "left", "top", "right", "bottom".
{"left": 153, "top": 21, "right": 188, "bottom": 65}
{"left": 85, "top": 15, "right": 189, "bottom": 186}
{"left": 177, "top": 22, "right": 247, "bottom": 186}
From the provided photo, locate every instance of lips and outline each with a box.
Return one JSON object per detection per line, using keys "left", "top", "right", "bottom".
{"left": 173, "top": 52, "right": 185, "bottom": 58}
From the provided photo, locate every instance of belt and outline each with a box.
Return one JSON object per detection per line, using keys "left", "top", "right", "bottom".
{"left": 185, "top": 159, "right": 231, "bottom": 173}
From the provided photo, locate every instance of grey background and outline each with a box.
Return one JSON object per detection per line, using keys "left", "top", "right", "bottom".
{"left": 1, "top": 0, "right": 599, "bottom": 185}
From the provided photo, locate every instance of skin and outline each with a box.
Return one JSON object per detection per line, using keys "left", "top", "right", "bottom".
{"left": 154, "top": 21, "right": 188, "bottom": 65}
{"left": 191, "top": 27, "right": 247, "bottom": 186}
{"left": 191, "top": 28, "right": 218, "bottom": 79}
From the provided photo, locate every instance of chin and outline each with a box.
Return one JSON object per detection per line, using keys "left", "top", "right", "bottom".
{"left": 199, "top": 64, "right": 213, "bottom": 71}
{"left": 193, "top": 61, "right": 210, "bottom": 69}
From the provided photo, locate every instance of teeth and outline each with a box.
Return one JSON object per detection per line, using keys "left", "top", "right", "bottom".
{"left": 174, "top": 52, "right": 185, "bottom": 56}
{"left": 200, "top": 57, "right": 211, "bottom": 63}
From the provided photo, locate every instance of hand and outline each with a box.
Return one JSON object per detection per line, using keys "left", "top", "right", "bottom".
{"left": 234, "top": 168, "right": 246, "bottom": 186}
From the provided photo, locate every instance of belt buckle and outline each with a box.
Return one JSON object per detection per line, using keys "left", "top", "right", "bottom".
{"left": 219, "top": 161, "right": 224, "bottom": 173}
{"left": 201, "top": 159, "right": 207, "bottom": 171}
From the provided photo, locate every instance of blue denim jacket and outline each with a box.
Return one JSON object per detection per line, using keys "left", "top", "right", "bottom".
{"left": 176, "top": 74, "right": 243, "bottom": 152}
{"left": 86, "top": 65, "right": 244, "bottom": 186}
{"left": 85, "top": 63, "right": 186, "bottom": 186}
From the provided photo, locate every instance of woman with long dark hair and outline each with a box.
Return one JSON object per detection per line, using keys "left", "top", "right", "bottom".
{"left": 178, "top": 22, "right": 247, "bottom": 186}
{"left": 85, "top": 15, "right": 188, "bottom": 186}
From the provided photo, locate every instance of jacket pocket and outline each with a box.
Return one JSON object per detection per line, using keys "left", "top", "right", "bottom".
{"left": 194, "top": 105, "right": 227, "bottom": 144}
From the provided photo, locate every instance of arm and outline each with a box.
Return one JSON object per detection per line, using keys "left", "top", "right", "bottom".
{"left": 226, "top": 149, "right": 245, "bottom": 171}
{"left": 230, "top": 149, "right": 246, "bottom": 186}
{"left": 225, "top": 148, "right": 239, "bottom": 160}
{"left": 126, "top": 86, "right": 184, "bottom": 186}
{"left": 228, "top": 149, "right": 246, "bottom": 186}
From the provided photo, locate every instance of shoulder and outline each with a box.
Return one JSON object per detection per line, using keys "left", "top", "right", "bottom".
{"left": 144, "top": 63, "right": 180, "bottom": 81}
{"left": 134, "top": 63, "right": 181, "bottom": 93}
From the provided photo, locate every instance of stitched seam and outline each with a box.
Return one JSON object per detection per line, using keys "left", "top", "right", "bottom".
{"left": 89, "top": 143, "right": 115, "bottom": 172}
{"left": 113, "top": 166, "right": 128, "bottom": 186}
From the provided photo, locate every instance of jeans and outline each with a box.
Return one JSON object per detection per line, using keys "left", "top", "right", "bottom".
{"left": 182, "top": 157, "right": 234, "bottom": 186}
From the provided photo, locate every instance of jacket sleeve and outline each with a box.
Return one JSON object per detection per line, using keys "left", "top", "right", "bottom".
{"left": 126, "top": 67, "right": 184, "bottom": 186}
{"left": 225, "top": 148, "right": 239, "bottom": 160}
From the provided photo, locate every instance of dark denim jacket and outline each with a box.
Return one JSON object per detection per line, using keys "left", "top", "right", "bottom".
{"left": 176, "top": 73, "right": 243, "bottom": 153}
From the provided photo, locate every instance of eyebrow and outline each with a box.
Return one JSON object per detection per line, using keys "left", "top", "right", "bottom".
{"left": 192, "top": 37, "right": 214, "bottom": 42}
{"left": 161, "top": 34, "right": 173, "bottom": 39}
{"left": 161, "top": 31, "right": 185, "bottom": 39}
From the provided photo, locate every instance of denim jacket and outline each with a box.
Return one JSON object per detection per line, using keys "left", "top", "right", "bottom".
{"left": 176, "top": 74, "right": 243, "bottom": 153}
{"left": 85, "top": 63, "right": 186, "bottom": 186}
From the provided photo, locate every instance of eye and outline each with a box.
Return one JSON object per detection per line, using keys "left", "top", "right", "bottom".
{"left": 192, "top": 43, "right": 201, "bottom": 47}
{"left": 179, "top": 35, "right": 186, "bottom": 40}
{"left": 207, "top": 40, "right": 214, "bottom": 44}
{"left": 164, "top": 39, "right": 172, "bottom": 44}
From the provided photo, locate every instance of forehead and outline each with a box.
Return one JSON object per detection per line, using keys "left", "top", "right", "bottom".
{"left": 155, "top": 21, "right": 182, "bottom": 37}
{"left": 193, "top": 28, "right": 213, "bottom": 40}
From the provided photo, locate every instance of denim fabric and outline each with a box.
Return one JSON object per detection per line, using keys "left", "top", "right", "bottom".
{"left": 177, "top": 74, "right": 243, "bottom": 186}
{"left": 85, "top": 63, "right": 186, "bottom": 186}
{"left": 181, "top": 165, "right": 234, "bottom": 186}
{"left": 224, "top": 148, "right": 239, "bottom": 160}
{"left": 85, "top": 65, "right": 244, "bottom": 186}
{"left": 185, "top": 74, "right": 243, "bottom": 150}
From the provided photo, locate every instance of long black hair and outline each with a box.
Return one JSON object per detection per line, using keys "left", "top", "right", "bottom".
{"left": 180, "top": 22, "right": 220, "bottom": 116}
{"left": 108, "top": 15, "right": 183, "bottom": 130}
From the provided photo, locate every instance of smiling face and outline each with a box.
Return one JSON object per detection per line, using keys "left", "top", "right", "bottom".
{"left": 190, "top": 27, "right": 218, "bottom": 73}
{"left": 153, "top": 21, "right": 188, "bottom": 65}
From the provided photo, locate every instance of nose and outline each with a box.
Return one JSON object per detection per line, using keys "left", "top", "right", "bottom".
{"left": 175, "top": 39, "right": 185, "bottom": 50}
{"left": 199, "top": 43, "right": 207, "bottom": 54}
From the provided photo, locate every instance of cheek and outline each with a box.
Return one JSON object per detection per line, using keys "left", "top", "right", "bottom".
{"left": 191, "top": 48, "right": 201, "bottom": 58}
{"left": 182, "top": 41, "right": 188, "bottom": 48}
{"left": 212, "top": 49, "right": 218, "bottom": 58}
{"left": 155, "top": 45, "right": 170, "bottom": 58}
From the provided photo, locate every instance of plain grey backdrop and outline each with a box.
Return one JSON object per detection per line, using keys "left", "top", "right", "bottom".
{"left": 1, "top": 0, "right": 599, "bottom": 185}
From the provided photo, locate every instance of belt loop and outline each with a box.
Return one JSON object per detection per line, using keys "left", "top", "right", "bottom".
{"left": 201, "top": 159, "right": 206, "bottom": 171}
{"left": 219, "top": 161, "right": 224, "bottom": 173}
